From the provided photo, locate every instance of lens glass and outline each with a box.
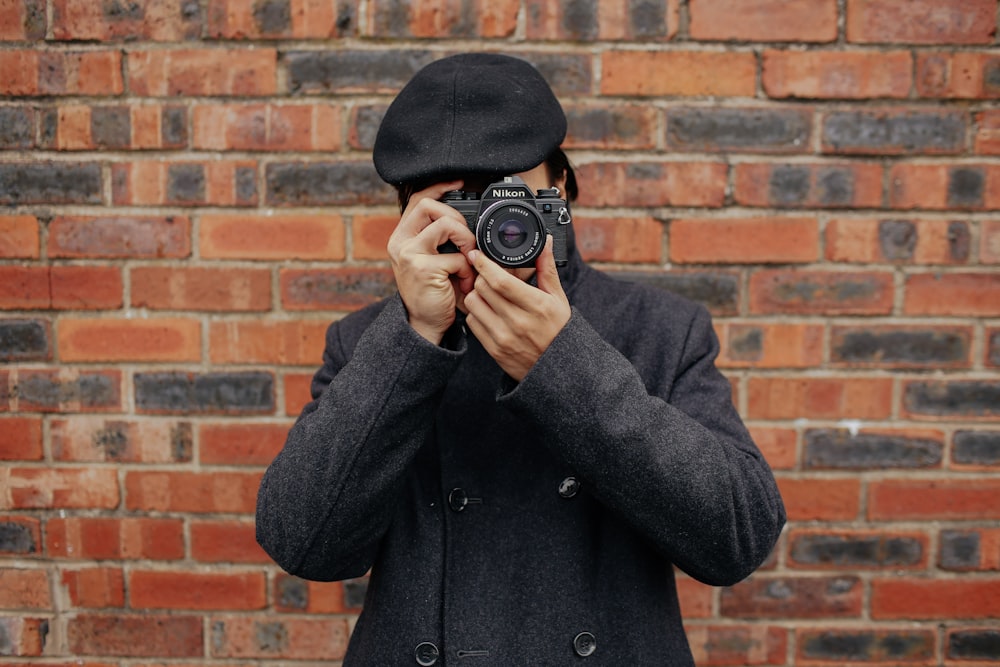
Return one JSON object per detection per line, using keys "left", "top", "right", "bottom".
{"left": 497, "top": 219, "right": 528, "bottom": 248}
{"left": 477, "top": 202, "right": 544, "bottom": 267}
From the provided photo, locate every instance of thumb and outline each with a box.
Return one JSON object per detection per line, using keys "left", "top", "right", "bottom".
{"left": 535, "top": 235, "right": 564, "bottom": 297}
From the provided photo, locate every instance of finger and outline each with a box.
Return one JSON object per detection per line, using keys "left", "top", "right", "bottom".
{"left": 534, "top": 236, "right": 565, "bottom": 298}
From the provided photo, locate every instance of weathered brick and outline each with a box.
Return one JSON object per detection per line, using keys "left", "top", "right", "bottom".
{"left": 602, "top": 50, "right": 757, "bottom": 97}
{"left": 984, "top": 221, "right": 1000, "bottom": 265}
{"left": 351, "top": 213, "right": 397, "bottom": 260}
{"left": 953, "top": 431, "right": 1000, "bottom": 467}
{"left": 125, "top": 470, "right": 261, "bottom": 513}
{"left": 209, "top": 615, "right": 350, "bottom": 659}
{"left": 890, "top": 164, "right": 1000, "bottom": 210}
{"left": 565, "top": 104, "right": 657, "bottom": 150}
{"left": 265, "top": 161, "right": 389, "bottom": 206}
{"left": 0, "top": 106, "right": 36, "bottom": 148}
{"left": 747, "top": 427, "right": 797, "bottom": 470}
{"left": 130, "top": 570, "right": 265, "bottom": 610}
{"left": 576, "top": 161, "right": 727, "bottom": 208}
{"left": 190, "top": 519, "right": 269, "bottom": 563}
{"left": 686, "top": 625, "right": 787, "bottom": 666}
{"left": 797, "top": 628, "right": 935, "bottom": 663}
{"left": 129, "top": 48, "right": 277, "bottom": 96}
{"left": 903, "top": 381, "right": 1000, "bottom": 419}
{"left": 948, "top": 629, "right": 1000, "bottom": 660}
{"left": 671, "top": 217, "right": 818, "bottom": 264}
{"left": 804, "top": 429, "right": 943, "bottom": 469}
{"left": 872, "top": 578, "right": 1000, "bottom": 619}
{"left": 280, "top": 268, "right": 396, "bottom": 311}
{"left": 209, "top": 320, "right": 327, "bottom": 365}
{"left": 608, "top": 270, "right": 740, "bottom": 316}
{"left": 822, "top": 109, "right": 967, "bottom": 155}
{"left": 0, "top": 319, "right": 50, "bottom": 361}
{"left": 6, "top": 369, "right": 122, "bottom": 413}
{"left": 0, "top": 162, "right": 102, "bottom": 205}
{"left": 134, "top": 371, "right": 274, "bottom": 415}
{"left": 717, "top": 322, "right": 823, "bottom": 369}
{"left": 762, "top": 50, "right": 912, "bottom": 99}
{"left": 788, "top": 530, "right": 926, "bottom": 569}
{"left": 846, "top": 0, "right": 997, "bottom": 45}
{"left": 67, "top": 614, "right": 203, "bottom": 657}
{"left": 690, "top": 0, "right": 835, "bottom": 41}
{"left": 869, "top": 479, "right": 1000, "bottom": 520}
{"left": 48, "top": 215, "right": 191, "bottom": 258}
{"left": 286, "top": 49, "right": 435, "bottom": 94}
{"left": 131, "top": 266, "right": 272, "bottom": 312}
{"left": 113, "top": 160, "right": 258, "bottom": 207}
{"left": 0, "top": 416, "right": 43, "bottom": 460}
{"left": 575, "top": 215, "right": 663, "bottom": 264}
{"left": 904, "top": 272, "right": 1000, "bottom": 316}
{"left": 825, "top": 218, "right": 972, "bottom": 264}
{"left": 735, "top": 162, "right": 884, "bottom": 209}
{"left": 749, "top": 269, "right": 894, "bottom": 315}
{"left": 58, "top": 317, "right": 201, "bottom": 362}
{"left": 283, "top": 371, "right": 314, "bottom": 416}
{"left": 830, "top": 325, "right": 971, "bottom": 367}
{"left": 275, "top": 574, "right": 350, "bottom": 613}
{"left": 0, "top": 617, "right": 48, "bottom": 656}
{"left": 348, "top": 104, "right": 386, "bottom": 151}
{"left": 199, "top": 422, "right": 290, "bottom": 465}
{"left": 192, "top": 102, "right": 340, "bottom": 151}
{"left": 207, "top": 0, "right": 355, "bottom": 39}
{"left": 0, "top": 517, "right": 41, "bottom": 555}
{"left": 748, "top": 376, "right": 894, "bottom": 420}
{"left": 0, "top": 0, "right": 46, "bottom": 40}
{"left": 50, "top": 417, "right": 193, "bottom": 463}
{"left": 0, "top": 467, "right": 119, "bottom": 510}
{"left": 61, "top": 567, "right": 125, "bottom": 608}
{"left": 917, "top": 52, "right": 1000, "bottom": 99}
{"left": 366, "top": 0, "right": 518, "bottom": 38}
{"left": 52, "top": 0, "right": 204, "bottom": 40}
{"left": 939, "top": 529, "right": 985, "bottom": 570}
{"left": 721, "top": 576, "right": 863, "bottom": 619}
{"left": 0, "top": 50, "right": 124, "bottom": 96}
{"left": 975, "top": 110, "right": 1000, "bottom": 154}
{"left": 199, "top": 213, "right": 346, "bottom": 260}
{"left": 525, "top": 0, "right": 677, "bottom": 41}
{"left": 0, "top": 215, "right": 39, "bottom": 258}
{"left": 46, "top": 516, "right": 185, "bottom": 560}
{"left": 666, "top": 106, "right": 812, "bottom": 154}
{"left": 777, "top": 478, "right": 862, "bottom": 521}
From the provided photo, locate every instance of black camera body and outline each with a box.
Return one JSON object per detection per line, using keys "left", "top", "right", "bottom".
{"left": 440, "top": 176, "right": 571, "bottom": 268}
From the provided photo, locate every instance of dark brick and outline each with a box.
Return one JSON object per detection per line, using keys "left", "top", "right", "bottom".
{"left": 266, "top": 161, "right": 390, "bottom": 206}
{"left": 20, "top": 0, "right": 47, "bottom": 40}
{"left": 349, "top": 105, "right": 386, "bottom": 150}
{"left": 166, "top": 164, "right": 205, "bottom": 204}
{"left": 878, "top": 220, "right": 916, "bottom": 260}
{"left": 276, "top": 575, "right": 308, "bottom": 609}
{"left": 254, "top": 0, "right": 291, "bottom": 33}
{"left": 801, "top": 630, "right": 934, "bottom": 662}
{"left": 948, "top": 221, "right": 971, "bottom": 261}
{"left": 990, "top": 331, "right": 1000, "bottom": 367}
{"left": 560, "top": 0, "right": 598, "bottom": 40}
{"left": 162, "top": 106, "right": 188, "bottom": 147}
{"left": 949, "top": 629, "right": 1000, "bottom": 660}
{"left": 804, "top": 429, "right": 942, "bottom": 469}
{"left": 816, "top": 167, "right": 853, "bottom": 206}
{"left": 667, "top": 107, "right": 811, "bottom": 153}
{"left": 823, "top": 111, "right": 966, "bottom": 154}
{"left": 373, "top": 0, "right": 477, "bottom": 37}
{"left": 567, "top": 107, "right": 650, "bottom": 147}
{"left": 721, "top": 576, "right": 861, "bottom": 619}
{"left": 629, "top": 0, "right": 668, "bottom": 38}
{"left": 0, "top": 522, "right": 36, "bottom": 554}
{"left": 948, "top": 167, "right": 985, "bottom": 208}
{"left": 953, "top": 431, "right": 1000, "bottom": 466}
{"left": 91, "top": 106, "right": 131, "bottom": 149}
{"left": 104, "top": 0, "right": 144, "bottom": 21}
{"left": 281, "top": 268, "right": 397, "bottom": 311}
{"left": 986, "top": 60, "right": 1000, "bottom": 93}
{"left": 14, "top": 371, "right": 121, "bottom": 411}
{"left": 831, "top": 328, "right": 969, "bottom": 366}
{"left": 0, "top": 107, "right": 35, "bottom": 149}
{"left": 235, "top": 166, "right": 257, "bottom": 204}
{"left": 939, "top": 530, "right": 980, "bottom": 570}
{"left": 610, "top": 271, "right": 740, "bottom": 316}
{"left": 0, "top": 319, "right": 50, "bottom": 361}
{"left": 904, "top": 381, "right": 1000, "bottom": 418}
{"left": 769, "top": 166, "right": 811, "bottom": 205}
{"left": 40, "top": 108, "right": 58, "bottom": 147}
{"left": 729, "top": 327, "right": 763, "bottom": 360}
{"left": 344, "top": 577, "right": 367, "bottom": 608}
{"left": 134, "top": 371, "right": 274, "bottom": 415}
{"left": 525, "top": 53, "right": 593, "bottom": 97}
{"left": 790, "top": 533, "right": 923, "bottom": 568}
{"left": 286, "top": 49, "right": 435, "bottom": 94}
{"left": 0, "top": 162, "right": 102, "bottom": 205}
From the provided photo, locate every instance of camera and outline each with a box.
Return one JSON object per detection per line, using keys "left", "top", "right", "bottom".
{"left": 438, "top": 176, "right": 572, "bottom": 268}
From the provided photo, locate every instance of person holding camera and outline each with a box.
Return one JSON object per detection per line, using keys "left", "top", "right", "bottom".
{"left": 256, "top": 53, "right": 785, "bottom": 666}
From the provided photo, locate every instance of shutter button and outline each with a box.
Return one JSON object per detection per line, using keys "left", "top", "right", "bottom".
{"left": 415, "top": 641, "right": 439, "bottom": 665}
{"left": 558, "top": 476, "right": 581, "bottom": 498}
{"left": 573, "top": 631, "right": 597, "bottom": 657}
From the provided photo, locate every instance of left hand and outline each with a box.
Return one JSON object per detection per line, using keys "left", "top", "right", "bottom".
{"left": 462, "top": 236, "right": 571, "bottom": 381}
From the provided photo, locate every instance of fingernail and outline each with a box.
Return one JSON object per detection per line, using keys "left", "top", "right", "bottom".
{"left": 468, "top": 249, "right": 479, "bottom": 263}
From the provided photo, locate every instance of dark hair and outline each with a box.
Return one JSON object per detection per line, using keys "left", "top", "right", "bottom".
{"left": 394, "top": 148, "right": 578, "bottom": 213}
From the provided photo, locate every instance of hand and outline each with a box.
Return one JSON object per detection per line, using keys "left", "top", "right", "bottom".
{"left": 463, "top": 236, "right": 571, "bottom": 381}
{"left": 387, "top": 181, "right": 477, "bottom": 345}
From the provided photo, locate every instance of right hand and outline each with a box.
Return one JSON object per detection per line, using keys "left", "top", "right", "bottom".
{"left": 387, "top": 181, "right": 477, "bottom": 345}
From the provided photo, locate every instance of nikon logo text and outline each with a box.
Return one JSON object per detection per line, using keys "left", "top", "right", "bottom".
{"left": 491, "top": 188, "right": 525, "bottom": 198}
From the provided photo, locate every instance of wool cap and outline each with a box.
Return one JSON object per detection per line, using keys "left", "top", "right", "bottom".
{"left": 373, "top": 53, "right": 567, "bottom": 186}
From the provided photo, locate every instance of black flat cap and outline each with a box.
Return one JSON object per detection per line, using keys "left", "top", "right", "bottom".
{"left": 373, "top": 53, "right": 567, "bottom": 186}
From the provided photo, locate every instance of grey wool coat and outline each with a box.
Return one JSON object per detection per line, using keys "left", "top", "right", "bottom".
{"left": 256, "top": 248, "right": 786, "bottom": 666}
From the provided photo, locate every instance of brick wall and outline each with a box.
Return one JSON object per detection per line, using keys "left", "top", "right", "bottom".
{"left": 1, "top": 0, "right": 999, "bottom": 664}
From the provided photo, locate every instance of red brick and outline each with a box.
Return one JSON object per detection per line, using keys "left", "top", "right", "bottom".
{"left": 601, "top": 51, "right": 757, "bottom": 97}
{"left": 58, "top": 317, "right": 201, "bottom": 363}
{"left": 1, "top": 467, "right": 119, "bottom": 510}
{"left": 190, "top": 519, "right": 270, "bottom": 563}
{"left": 777, "top": 478, "right": 862, "bottom": 521}
{"left": 734, "top": 162, "right": 884, "bottom": 209}
{"left": 717, "top": 322, "right": 824, "bottom": 369}
{"left": 199, "top": 421, "right": 290, "bottom": 466}
{"left": 890, "top": 164, "right": 1000, "bottom": 210}
{"left": 131, "top": 266, "right": 272, "bottom": 312}
{"left": 0, "top": 568, "right": 51, "bottom": 609}
{"left": 50, "top": 417, "right": 192, "bottom": 463}
{"left": 0, "top": 0, "right": 46, "bottom": 40}
{"left": 128, "top": 48, "right": 278, "bottom": 96}
{"left": 763, "top": 49, "right": 912, "bottom": 99}
{"left": 671, "top": 217, "right": 819, "bottom": 264}
{"left": 576, "top": 161, "right": 728, "bottom": 208}
{"left": 0, "top": 216, "right": 39, "bottom": 258}
{"left": 847, "top": 0, "right": 997, "bottom": 45}
{"left": 52, "top": 0, "right": 203, "bottom": 40}
{"left": 0, "top": 617, "right": 48, "bottom": 656}
{"left": 825, "top": 217, "right": 973, "bottom": 265}
{"left": 0, "top": 266, "right": 123, "bottom": 310}
{"left": 690, "top": 0, "right": 836, "bottom": 42}
{"left": 747, "top": 427, "right": 797, "bottom": 470}
{"left": 209, "top": 615, "right": 350, "bottom": 659}
{"left": 125, "top": 470, "right": 261, "bottom": 514}
{"left": 0, "top": 417, "right": 43, "bottom": 460}
{"left": 0, "top": 50, "right": 124, "bottom": 96}
{"left": 983, "top": 220, "right": 1000, "bottom": 264}
{"left": 352, "top": 213, "right": 396, "bottom": 260}
{"left": 209, "top": 320, "right": 328, "bottom": 365}
{"left": 916, "top": 52, "right": 1000, "bottom": 98}
{"left": 274, "top": 574, "right": 350, "bottom": 613}
{"left": 939, "top": 527, "right": 1000, "bottom": 570}
{"left": 48, "top": 216, "right": 191, "bottom": 259}
{"left": 686, "top": 624, "right": 788, "bottom": 665}
{"left": 209, "top": 0, "right": 357, "bottom": 39}
{"left": 192, "top": 102, "right": 341, "bottom": 151}
{"left": 280, "top": 267, "right": 396, "bottom": 311}
{"left": 869, "top": 479, "right": 1000, "bottom": 520}
{"left": 525, "top": 0, "right": 678, "bottom": 40}
{"left": 46, "top": 517, "right": 185, "bottom": 560}
{"left": 67, "top": 613, "right": 203, "bottom": 657}
{"left": 722, "top": 575, "right": 863, "bottom": 618}
{"left": 904, "top": 273, "right": 1000, "bottom": 316}
{"left": 200, "top": 213, "right": 346, "bottom": 260}
{"left": 112, "top": 160, "right": 258, "bottom": 207}
{"left": 975, "top": 110, "right": 1000, "bottom": 154}
{"left": 284, "top": 371, "right": 314, "bottom": 416}
{"left": 749, "top": 269, "right": 894, "bottom": 315}
{"left": 130, "top": 570, "right": 265, "bottom": 610}
{"left": 61, "top": 567, "right": 125, "bottom": 608}
{"left": 748, "top": 376, "right": 894, "bottom": 420}
{"left": 872, "top": 578, "right": 1000, "bottom": 619}
{"left": 575, "top": 215, "right": 663, "bottom": 264}
{"left": 675, "top": 576, "right": 714, "bottom": 618}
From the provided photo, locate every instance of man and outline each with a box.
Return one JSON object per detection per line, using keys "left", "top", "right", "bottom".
{"left": 256, "top": 52, "right": 785, "bottom": 666}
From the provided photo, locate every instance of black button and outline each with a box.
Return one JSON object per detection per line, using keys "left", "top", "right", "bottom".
{"left": 448, "top": 488, "right": 468, "bottom": 512}
{"left": 573, "top": 631, "right": 596, "bottom": 657}
{"left": 415, "top": 641, "right": 439, "bottom": 665}
{"left": 558, "top": 476, "right": 581, "bottom": 498}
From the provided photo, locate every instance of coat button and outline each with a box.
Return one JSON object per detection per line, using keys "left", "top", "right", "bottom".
{"left": 573, "top": 631, "right": 597, "bottom": 657}
{"left": 448, "top": 488, "right": 468, "bottom": 512}
{"left": 415, "top": 641, "right": 439, "bottom": 665}
{"left": 558, "top": 476, "right": 581, "bottom": 498}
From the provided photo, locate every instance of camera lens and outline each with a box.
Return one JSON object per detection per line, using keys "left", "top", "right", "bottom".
{"left": 497, "top": 219, "right": 528, "bottom": 248}
{"left": 476, "top": 202, "right": 545, "bottom": 268}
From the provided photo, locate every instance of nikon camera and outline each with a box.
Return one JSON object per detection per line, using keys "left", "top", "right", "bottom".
{"left": 438, "top": 176, "right": 572, "bottom": 268}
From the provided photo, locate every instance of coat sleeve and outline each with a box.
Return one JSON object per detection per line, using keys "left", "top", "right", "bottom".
{"left": 497, "top": 304, "right": 786, "bottom": 586}
{"left": 255, "top": 295, "right": 464, "bottom": 581}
